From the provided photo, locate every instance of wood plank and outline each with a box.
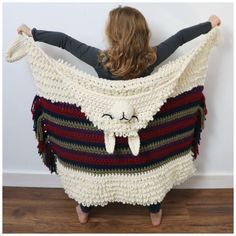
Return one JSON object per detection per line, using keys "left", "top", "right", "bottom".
{"left": 3, "top": 187, "right": 233, "bottom": 233}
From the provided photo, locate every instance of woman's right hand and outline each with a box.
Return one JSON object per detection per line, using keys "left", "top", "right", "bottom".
{"left": 17, "top": 24, "right": 32, "bottom": 37}
{"left": 208, "top": 15, "right": 221, "bottom": 28}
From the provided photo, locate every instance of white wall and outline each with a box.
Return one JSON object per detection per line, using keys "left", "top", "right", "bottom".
{"left": 3, "top": 2, "right": 233, "bottom": 188}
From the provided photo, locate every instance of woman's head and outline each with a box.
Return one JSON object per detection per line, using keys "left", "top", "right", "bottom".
{"left": 98, "top": 6, "right": 157, "bottom": 80}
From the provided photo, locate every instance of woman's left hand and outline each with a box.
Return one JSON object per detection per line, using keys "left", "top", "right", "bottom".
{"left": 208, "top": 15, "right": 221, "bottom": 28}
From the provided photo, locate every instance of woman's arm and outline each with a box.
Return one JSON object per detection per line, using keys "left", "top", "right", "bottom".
{"left": 31, "top": 28, "right": 101, "bottom": 68}
{"left": 16, "top": 24, "right": 100, "bottom": 68}
{"left": 153, "top": 21, "right": 212, "bottom": 66}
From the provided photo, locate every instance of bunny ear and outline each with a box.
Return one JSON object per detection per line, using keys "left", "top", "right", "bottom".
{"left": 6, "top": 33, "right": 28, "bottom": 62}
{"left": 214, "top": 26, "right": 224, "bottom": 46}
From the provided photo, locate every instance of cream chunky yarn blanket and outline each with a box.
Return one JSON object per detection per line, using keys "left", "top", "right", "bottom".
{"left": 6, "top": 26, "right": 221, "bottom": 207}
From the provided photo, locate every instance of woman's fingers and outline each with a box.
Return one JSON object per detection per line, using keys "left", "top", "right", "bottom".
{"left": 208, "top": 15, "right": 221, "bottom": 28}
{"left": 16, "top": 24, "right": 32, "bottom": 36}
{"left": 17, "top": 28, "right": 23, "bottom": 34}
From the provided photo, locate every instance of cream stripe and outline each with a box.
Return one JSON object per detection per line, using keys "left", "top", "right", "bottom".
{"left": 56, "top": 151, "right": 197, "bottom": 207}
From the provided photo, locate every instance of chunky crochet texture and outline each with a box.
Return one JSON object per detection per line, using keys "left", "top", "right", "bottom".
{"left": 6, "top": 27, "right": 220, "bottom": 207}
{"left": 6, "top": 27, "right": 220, "bottom": 156}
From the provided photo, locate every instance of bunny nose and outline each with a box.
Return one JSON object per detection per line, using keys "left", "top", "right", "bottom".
{"left": 110, "top": 101, "right": 134, "bottom": 122}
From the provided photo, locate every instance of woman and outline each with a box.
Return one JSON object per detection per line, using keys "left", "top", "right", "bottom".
{"left": 17, "top": 6, "right": 221, "bottom": 226}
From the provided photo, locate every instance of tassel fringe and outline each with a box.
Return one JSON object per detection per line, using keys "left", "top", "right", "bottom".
{"left": 31, "top": 96, "right": 57, "bottom": 174}
{"left": 191, "top": 95, "right": 207, "bottom": 160}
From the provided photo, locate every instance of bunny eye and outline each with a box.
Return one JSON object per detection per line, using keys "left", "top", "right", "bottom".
{"left": 101, "top": 113, "right": 114, "bottom": 119}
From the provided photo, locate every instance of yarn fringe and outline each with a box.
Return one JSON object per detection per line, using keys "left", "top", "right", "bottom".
{"left": 31, "top": 96, "right": 57, "bottom": 174}
{"left": 191, "top": 94, "right": 207, "bottom": 160}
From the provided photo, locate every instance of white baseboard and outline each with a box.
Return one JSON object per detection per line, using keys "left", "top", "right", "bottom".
{"left": 3, "top": 171, "right": 233, "bottom": 188}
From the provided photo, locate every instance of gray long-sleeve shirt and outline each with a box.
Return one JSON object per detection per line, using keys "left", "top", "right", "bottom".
{"left": 31, "top": 21, "right": 212, "bottom": 80}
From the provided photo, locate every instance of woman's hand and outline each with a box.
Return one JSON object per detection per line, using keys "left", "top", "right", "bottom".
{"left": 208, "top": 15, "right": 221, "bottom": 28}
{"left": 17, "top": 24, "right": 32, "bottom": 36}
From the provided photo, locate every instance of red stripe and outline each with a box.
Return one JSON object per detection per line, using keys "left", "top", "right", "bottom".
{"left": 44, "top": 115, "right": 196, "bottom": 143}
{"left": 140, "top": 116, "right": 196, "bottom": 140}
{"left": 51, "top": 136, "right": 193, "bottom": 166}
{"left": 34, "top": 88, "right": 203, "bottom": 119}
{"left": 44, "top": 123, "right": 104, "bottom": 143}
{"left": 40, "top": 98, "right": 87, "bottom": 119}
{"left": 160, "top": 91, "right": 203, "bottom": 112}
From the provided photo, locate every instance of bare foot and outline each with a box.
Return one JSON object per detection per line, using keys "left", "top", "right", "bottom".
{"left": 76, "top": 204, "right": 89, "bottom": 224}
{"left": 150, "top": 208, "right": 162, "bottom": 226}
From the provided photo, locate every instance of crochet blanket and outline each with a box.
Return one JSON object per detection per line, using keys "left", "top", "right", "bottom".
{"left": 6, "top": 27, "right": 220, "bottom": 207}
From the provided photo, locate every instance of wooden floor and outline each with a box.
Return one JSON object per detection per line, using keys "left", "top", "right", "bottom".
{"left": 3, "top": 187, "right": 233, "bottom": 233}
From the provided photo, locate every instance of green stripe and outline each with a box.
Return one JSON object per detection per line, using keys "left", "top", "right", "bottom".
{"left": 37, "top": 105, "right": 199, "bottom": 155}
{"left": 49, "top": 128, "right": 194, "bottom": 155}
{"left": 43, "top": 112, "right": 98, "bottom": 131}
{"left": 149, "top": 105, "right": 199, "bottom": 126}
{"left": 35, "top": 106, "right": 198, "bottom": 155}
{"left": 41, "top": 105, "right": 200, "bottom": 132}
{"left": 199, "top": 106, "right": 206, "bottom": 129}
{"left": 56, "top": 147, "right": 193, "bottom": 175}
{"left": 36, "top": 114, "right": 44, "bottom": 141}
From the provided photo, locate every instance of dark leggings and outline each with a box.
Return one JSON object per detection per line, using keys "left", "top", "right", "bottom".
{"left": 80, "top": 202, "right": 161, "bottom": 213}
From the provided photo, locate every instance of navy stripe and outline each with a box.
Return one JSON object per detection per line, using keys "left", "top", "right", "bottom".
{"left": 144, "top": 113, "right": 196, "bottom": 133}
{"left": 154, "top": 101, "right": 200, "bottom": 118}
{"left": 44, "top": 111, "right": 195, "bottom": 137}
{"left": 42, "top": 108, "right": 92, "bottom": 125}
{"left": 44, "top": 119, "right": 103, "bottom": 135}
{"left": 37, "top": 99, "right": 200, "bottom": 125}
{"left": 41, "top": 101, "right": 199, "bottom": 123}
{"left": 46, "top": 123, "right": 194, "bottom": 149}
{"left": 51, "top": 132, "right": 192, "bottom": 160}
{"left": 55, "top": 145, "right": 192, "bottom": 171}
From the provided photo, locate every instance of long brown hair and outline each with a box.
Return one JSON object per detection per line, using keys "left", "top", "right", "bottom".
{"left": 98, "top": 6, "right": 157, "bottom": 80}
